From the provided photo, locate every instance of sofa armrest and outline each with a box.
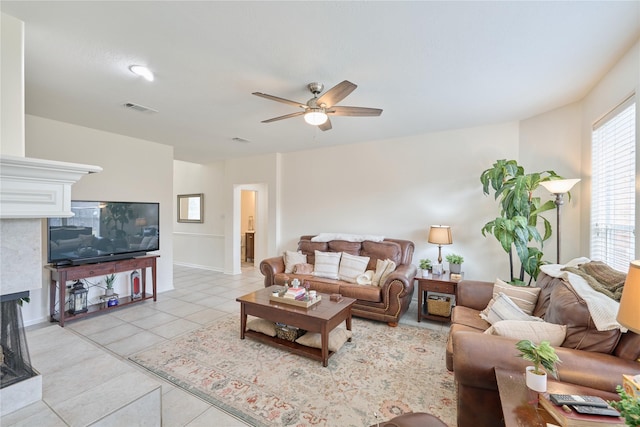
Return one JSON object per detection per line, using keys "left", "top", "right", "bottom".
{"left": 456, "top": 280, "right": 494, "bottom": 310}
{"left": 453, "top": 331, "right": 640, "bottom": 393}
{"left": 259, "top": 256, "right": 285, "bottom": 287}
{"left": 380, "top": 263, "right": 417, "bottom": 298}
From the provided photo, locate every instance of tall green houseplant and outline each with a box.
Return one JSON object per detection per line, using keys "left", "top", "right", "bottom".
{"left": 480, "top": 159, "right": 562, "bottom": 285}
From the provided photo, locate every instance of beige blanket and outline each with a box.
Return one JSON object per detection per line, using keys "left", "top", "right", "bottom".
{"left": 540, "top": 258, "right": 625, "bottom": 332}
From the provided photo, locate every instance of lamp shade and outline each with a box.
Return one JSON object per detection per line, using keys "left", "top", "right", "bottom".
{"left": 617, "top": 260, "right": 640, "bottom": 334}
{"left": 428, "top": 225, "right": 452, "bottom": 245}
{"left": 539, "top": 178, "right": 581, "bottom": 194}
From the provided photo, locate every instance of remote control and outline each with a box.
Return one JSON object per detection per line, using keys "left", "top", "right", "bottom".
{"left": 571, "top": 405, "right": 621, "bottom": 417}
{"left": 549, "top": 394, "right": 609, "bottom": 408}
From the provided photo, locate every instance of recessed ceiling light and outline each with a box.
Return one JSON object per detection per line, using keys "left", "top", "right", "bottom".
{"left": 129, "top": 65, "right": 154, "bottom": 82}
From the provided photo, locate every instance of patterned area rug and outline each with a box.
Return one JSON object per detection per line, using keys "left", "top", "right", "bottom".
{"left": 130, "top": 316, "right": 456, "bottom": 426}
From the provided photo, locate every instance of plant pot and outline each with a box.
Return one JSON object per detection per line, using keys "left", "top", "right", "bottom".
{"left": 422, "top": 269, "right": 430, "bottom": 278}
{"left": 105, "top": 288, "right": 114, "bottom": 297}
{"left": 525, "top": 366, "right": 547, "bottom": 392}
{"left": 449, "top": 263, "right": 462, "bottom": 274}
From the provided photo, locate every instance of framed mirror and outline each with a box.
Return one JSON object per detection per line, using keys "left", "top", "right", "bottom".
{"left": 177, "top": 193, "right": 204, "bottom": 223}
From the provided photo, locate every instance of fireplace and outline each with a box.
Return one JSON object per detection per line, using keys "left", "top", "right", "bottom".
{"left": 0, "top": 292, "right": 36, "bottom": 389}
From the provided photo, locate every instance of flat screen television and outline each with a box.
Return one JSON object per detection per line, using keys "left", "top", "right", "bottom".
{"left": 47, "top": 201, "right": 160, "bottom": 266}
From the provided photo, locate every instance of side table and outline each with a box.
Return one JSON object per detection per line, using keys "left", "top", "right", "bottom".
{"left": 415, "top": 272, "right": 463, "bottom": 322}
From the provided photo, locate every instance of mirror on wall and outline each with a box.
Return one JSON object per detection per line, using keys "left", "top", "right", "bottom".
{"left": 177, "top": 193, "right": 204, "bottom": 223}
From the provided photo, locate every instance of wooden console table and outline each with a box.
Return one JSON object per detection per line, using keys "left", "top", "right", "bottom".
{"left": 46, "top": 255, "right": 158, "bottom": 327}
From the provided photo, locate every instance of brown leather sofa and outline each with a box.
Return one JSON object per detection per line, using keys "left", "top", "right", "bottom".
{"left": 260, "top": 235, "right": 417, "bottom": 326}
{"left": 447, "top": 273, "right": 640, "bottom": 427}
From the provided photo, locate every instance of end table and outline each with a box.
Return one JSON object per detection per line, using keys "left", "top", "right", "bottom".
{"left": 415, "top": 272, "right": 463, "bottom": 322}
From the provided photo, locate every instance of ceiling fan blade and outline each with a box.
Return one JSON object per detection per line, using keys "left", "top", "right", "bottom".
{"left": 252, "top": 92, "right": 307, "bottom": 109}
{"left": 327, "top": 106, "right": 383, "bottom": 117}
{"left": 261, "top": 111, "right": 305, "bottom": 123}
{"left": 316, "top": 80, "right": 357, "bottom": 107}
{"left": 318, "top": 118, "right": 332, "bottom": 131}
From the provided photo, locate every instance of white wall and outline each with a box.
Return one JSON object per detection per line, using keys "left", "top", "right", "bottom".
{"left": 24, "top": 115, "right": 174, "bottom": 324}
{"left": 173, "top": 159, "right": 225, "bottom": 270}
{"left": 0, "top": 12, "right": 25, "bottom": 156}
{"left": 579, "top": 40, "right": 639, "bottom": 259}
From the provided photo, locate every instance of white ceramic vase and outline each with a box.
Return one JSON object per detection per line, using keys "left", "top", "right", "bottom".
{"left": 525, "top": 366, "right": 547, "bottom": 392}
{"left": 422, "top": 270, "right": 430, "bottom": 278}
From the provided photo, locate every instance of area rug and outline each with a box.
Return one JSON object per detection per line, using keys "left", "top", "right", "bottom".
{"left": 130, "top": 316, "right": 456, "bottom": 427}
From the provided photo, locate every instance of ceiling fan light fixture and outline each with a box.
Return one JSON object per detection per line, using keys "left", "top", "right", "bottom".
{"left": 129, "top": 65, "right": 154, "bottom": 82}
{"left": 304, "top": 109, "right": 328, "bottom": 125}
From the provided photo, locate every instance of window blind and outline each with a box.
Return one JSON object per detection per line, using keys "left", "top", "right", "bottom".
{"left": 590, "top": 96, "right": 636, "bottom": 273}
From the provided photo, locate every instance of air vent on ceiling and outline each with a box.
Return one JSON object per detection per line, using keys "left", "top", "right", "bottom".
{"left": 124, "top": 102, "right": 158, "bottom": 114}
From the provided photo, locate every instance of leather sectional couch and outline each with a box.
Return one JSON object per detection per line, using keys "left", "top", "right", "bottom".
{"left": 447, "top": 273, "right": 640, "bottom": 427}
{"left": 260, "top": 235, "right": 417, "bottom": 326}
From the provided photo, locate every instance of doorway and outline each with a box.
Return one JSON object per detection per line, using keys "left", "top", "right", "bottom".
{"left": 240, "top": 190, "right": 256, "bottom": 266}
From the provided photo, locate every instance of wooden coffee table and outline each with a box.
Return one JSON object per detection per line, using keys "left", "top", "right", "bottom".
{"left": 236, "top": 286, "right": 356, "bottom": 367}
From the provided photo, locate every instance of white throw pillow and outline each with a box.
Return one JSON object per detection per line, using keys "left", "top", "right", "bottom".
{"left": 481, "top": 278, "right": 541, "bottom": 317}
{"left": 480, "top": 292, "right": 542, "bottom": 325}
{"left": 284, "top": 250, "right": 307, "bottom": 274}
{"left": 312, "top": 251, "right": 342, "bottom": 279}
{"left": 484, "top": 320, "right": 567, "bottom": 346}
{"left": 247, "top": 318, "right": 277, "bottom": 337}
{"left": 338, "top": 252, "right": 371, "bottom": 283}
{"left": 295, "top": 328, "right": 353, "bottom": 352}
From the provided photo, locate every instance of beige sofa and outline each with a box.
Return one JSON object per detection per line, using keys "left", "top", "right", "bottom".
{"left": 260, "top": 235, "right": 417, "bottom": 326}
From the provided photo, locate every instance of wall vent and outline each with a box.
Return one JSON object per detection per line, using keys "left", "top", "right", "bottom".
{"left": 124, "top": 102, "right": 158, "bottom": 114}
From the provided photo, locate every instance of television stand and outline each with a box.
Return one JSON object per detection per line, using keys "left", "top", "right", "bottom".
{"left": 46, "top": 254, "right": 158, "bottom": 327}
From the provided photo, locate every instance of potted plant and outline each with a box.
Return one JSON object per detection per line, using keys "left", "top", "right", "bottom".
{"left": 445, "top": 253, "right": 464, "bottom": 274}
{"left": 609, "top": 385, "right": 640, "bottom": 426}
{"left": 419, "top": 259, "right": 432, "bottom": 277}
{"left": 104, "top": 273, "right": 116, "bottom": 296}
{"left": 480, "top": 159, "right": 563, "bottom": 285}
{"left": 516, "top": 339, "right": 561, "bottom": 392}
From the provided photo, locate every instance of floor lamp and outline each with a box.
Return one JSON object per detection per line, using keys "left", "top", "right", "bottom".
{"left": 539, "top": 178, "right": 580, "bottom": 264}
{"left": 428, "top": 225, "right": 452, "bottom": 265}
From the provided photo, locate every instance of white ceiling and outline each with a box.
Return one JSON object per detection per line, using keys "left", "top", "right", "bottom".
{"left": 2, "top": 1, "right": 639, "bottom": 164}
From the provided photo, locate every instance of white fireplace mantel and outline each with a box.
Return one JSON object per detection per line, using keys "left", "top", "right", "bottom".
{"left": 0, "top": 155, "right": 102, "bottom": 218}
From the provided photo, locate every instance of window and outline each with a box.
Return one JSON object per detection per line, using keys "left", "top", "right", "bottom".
{"left": 590, "top": 95, "right": 636, "bottom": 272}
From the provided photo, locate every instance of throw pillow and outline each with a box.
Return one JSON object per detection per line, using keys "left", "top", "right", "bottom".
{"left": 338, "top": 252, "right": 371, "bottom": 283}
{"left": 284, "top": 250, "right": 307, "bottom": 274}
{"left": 379, "top": 259, "right": 397, "bottom": 285}
{"left": 247, "top": 318, "right": 277, "bottom": 337}
{"left": 372, "top": 259, "right": 390, "bottom": 286}
{"left": 481, "top": 278, "right": 541, "bottom": 316}
{"left": 312, "top": 251, "right": 342, "bottom": 280}
{"left": 484, "top": 320, "right": 567, "bottom": 346}
{"left": 480, "top": 292, "right": 542, "bottom": 325}
{"left": 292, "top": 263, "right": 313, "bottom": 274}
{"left": 295, "top": 328, "right": 353, "bottom": 352}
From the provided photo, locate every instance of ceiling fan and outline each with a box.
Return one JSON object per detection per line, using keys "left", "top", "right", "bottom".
{"left": 252, "top": 80, "right": 382, "bottom": 131}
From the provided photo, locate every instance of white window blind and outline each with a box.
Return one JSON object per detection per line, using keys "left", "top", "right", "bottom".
{"left": 590, "top": 96, "right": 636, "bottom": 273}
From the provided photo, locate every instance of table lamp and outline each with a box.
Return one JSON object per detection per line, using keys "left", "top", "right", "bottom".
{"left": 617, "top": 260, "right": 640, "bottom": 334}
{"left": 428, "top": 225, "right": 452, "bottom": 265}
{"left": 539, "top": 178, "right": 580, "bottom": 264}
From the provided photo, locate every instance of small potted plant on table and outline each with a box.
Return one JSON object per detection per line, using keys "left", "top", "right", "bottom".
{"left": 516, "top": 339, "right": 561, "bottom": 392}
{"left": 419, "top": 259, "right": 432, "bottom": 278}
{"left": 445, "top": 253, "right": 464, "bottom": 274}
{"left": 104, "top": 274, "right": 116, "bottom": 296}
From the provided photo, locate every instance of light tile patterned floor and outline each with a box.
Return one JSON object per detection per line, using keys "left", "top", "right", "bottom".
{"left": 13, "top": 264, "right": 447, "bottom": 426}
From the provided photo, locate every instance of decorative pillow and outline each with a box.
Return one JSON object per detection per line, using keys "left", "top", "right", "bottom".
{"left": 379, "top": 259, "right": 397, "bottom": 285}
{"left": 284, "top": 250, "right": 307, "bottom": 274}
{"left": 312, "top": 251, "right": 342, "bottom": 279}
{"left": 292, "top": 263, "right": 314, "bottom": 274}
{"left": 480, "top": 292, "right": 542, "bottom": 325}
{"left": 295, "top": 328, "right": 353, "bottom": 352}
{"left": 356, "top": 270, "right": 374, "bottom": 285}
{"left": 338, "top": 252, "right": 371, "bottom": 283}
{"left": 481, "top": 278, "right": 541, "bottom": 316}
{"left": 372, "top": 259, "right": 390, "bottom": 286}
{"left": 484, "top": 320, "right": 567, "bottom": 346}
{"left": 247, "top": 318, "right": 277, "bottom": 337}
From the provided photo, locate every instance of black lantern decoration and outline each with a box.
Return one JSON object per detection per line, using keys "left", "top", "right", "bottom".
{"left": 68, "top": 280, "right": 88, "bottom": 315}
